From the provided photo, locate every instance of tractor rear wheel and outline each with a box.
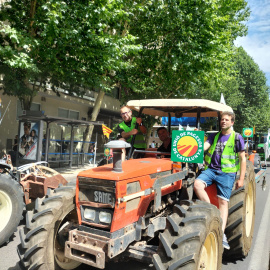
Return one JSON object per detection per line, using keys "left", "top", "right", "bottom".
{"left": 18, "top": 185, "right": 81, "bottom": 270}
{"left": 225, "top": 160, "right": 256, "bottom": 259}
{"left": 253, "top": 154, "right": 261, "bottom": 168}
{"left": 153, "top": 200, "right": 223, "bottom": 270}
{"left": 0, "top": 174, "right": 24, "bottom": 246}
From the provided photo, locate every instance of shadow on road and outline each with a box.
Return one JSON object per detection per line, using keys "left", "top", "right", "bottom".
{"left": 222, "top": 256, "right": 244, "bottom": 266}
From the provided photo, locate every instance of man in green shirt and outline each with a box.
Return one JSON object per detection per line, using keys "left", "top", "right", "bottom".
{"left": 118, "top": 106, "right": 147, "bottom": 158}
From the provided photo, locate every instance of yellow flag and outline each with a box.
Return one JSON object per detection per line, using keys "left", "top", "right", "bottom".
{"left": 102, "top": 124, "right": 113, "bottom": 139}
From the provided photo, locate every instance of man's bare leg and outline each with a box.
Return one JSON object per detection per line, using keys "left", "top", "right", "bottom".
{"left": 195, "top": 180, "right": 230, "bottom": 248}
{"left": 194, "top": 180, "right": 210, "bottom": 203}
{"left": 218, "top": 197, "right": 229, "bottom": 232}
{"left": 195, "top": 181, "right": 229, "bottom": 231}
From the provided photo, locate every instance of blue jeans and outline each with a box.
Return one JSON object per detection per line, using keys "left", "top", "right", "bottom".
{"left": 197, "top": 168, "right": 236, "bottom": 201}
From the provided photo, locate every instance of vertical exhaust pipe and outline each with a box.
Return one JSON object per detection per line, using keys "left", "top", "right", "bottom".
{"left": 104, "top": 140, "right": 131, "bottom": 173}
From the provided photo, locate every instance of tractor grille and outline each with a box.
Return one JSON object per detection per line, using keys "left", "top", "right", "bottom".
{"left": 78, "top": 177, "right": 116, "bottom": 228}
{"left": 78, "top": 177, "right": 116, "bottom": 207}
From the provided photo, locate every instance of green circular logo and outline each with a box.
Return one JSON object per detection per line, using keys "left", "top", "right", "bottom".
{"left": 176, "top": 136, "right": 199, "bottom": 157}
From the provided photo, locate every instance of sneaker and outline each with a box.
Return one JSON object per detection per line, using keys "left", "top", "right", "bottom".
{"left": 223, "top": 234, "right": 230, "bottom": 250}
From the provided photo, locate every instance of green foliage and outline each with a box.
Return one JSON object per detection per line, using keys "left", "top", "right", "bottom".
{"left": 226, "top": 47, "right": 270, "bottom": 133}
{"left": 191, "top": 46, "right": 270, "bottom": 133}
{"left": 0, "top": 0, "right": 251, "bottom": 113}
{"left": 0, "top": 0, "right": 139, "bottom": 108}
{"left": 119, "top": 0, "right": 250, "bottom": 101}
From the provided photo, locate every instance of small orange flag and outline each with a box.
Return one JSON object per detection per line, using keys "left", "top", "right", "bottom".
{"left": 102, "top": 124, "right": 113, "bottom": 139}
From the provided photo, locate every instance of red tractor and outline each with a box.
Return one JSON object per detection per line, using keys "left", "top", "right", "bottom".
{"left": 18, "top": 99, "right": 256, "bottom": 270}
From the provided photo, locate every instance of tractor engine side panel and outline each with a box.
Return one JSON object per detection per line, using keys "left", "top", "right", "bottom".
{"left": 76, "top": 170, "right": 183, "bottom": 233}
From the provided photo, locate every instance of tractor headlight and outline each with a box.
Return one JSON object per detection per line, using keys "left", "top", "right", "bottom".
{"left": 84, "top": 208, "right": 96, "bottom": 221}
{"left": 99, "top": 211, "right": 112, "bottom": 224}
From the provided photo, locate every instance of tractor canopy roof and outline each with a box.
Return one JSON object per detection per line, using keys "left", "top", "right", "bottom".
{"left": 126, "top": 99, "right": 233, "bottom": 118}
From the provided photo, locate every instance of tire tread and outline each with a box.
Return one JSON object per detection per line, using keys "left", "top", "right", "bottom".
{"left": 0, "top": 175, "right": 25, "bottom": 246}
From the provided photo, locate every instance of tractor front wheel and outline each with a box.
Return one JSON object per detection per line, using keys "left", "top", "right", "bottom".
{"left": 18, "top": 185, "right": 81, "bottom": 270}
{"left": 153, "top": 200, "right": 223, "bottom": 270}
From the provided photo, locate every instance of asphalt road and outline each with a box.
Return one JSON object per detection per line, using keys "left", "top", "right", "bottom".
{"left": 222, "top": 168, "right": 270, "bottom": 270}
{"left": 0, "top": 169, "right": 269, "bottom": 270}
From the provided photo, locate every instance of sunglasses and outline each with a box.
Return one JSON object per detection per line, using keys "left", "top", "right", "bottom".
{"left": 121, "top": 111, "right": 131, "bottom": 116}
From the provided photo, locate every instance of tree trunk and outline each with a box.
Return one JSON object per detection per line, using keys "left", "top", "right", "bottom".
{"left": 145, "top": 127, "right": 153, "bottom": 148}
{"left": 20, "top": 80, "right": 40, "bottom": 110}
{"left": 20, "top": 96, "right": 33, "bottom": 111}
{"left": 145, "top": 117, "right": 157, "bottom": 148}
{"left": 83, "top": 90, "right": 105, "bottom": 153}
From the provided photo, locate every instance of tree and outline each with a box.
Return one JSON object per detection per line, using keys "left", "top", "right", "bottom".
{"left": 82, "top": 90, "right": 105, "bottom": 153}
{"left": 225, "top": 47, "right": 270, "bottom": 132}
{"left": 1, "top": 0, "right": 250, "bottom": 104}
{"left": 115, "top": 0, "right": 250, "bottom": 138}
{"left": 0, "top": 0, "right": 141, "bottom": 145}
{"left": 0, "top": 0, "right": 252, "bottom": 143}
{"left": 0, "top": 0, "right": 139, "bottom": 109}
{"left": 118, "top": 0, "right": 250, "bottom": 101}
{"left": 189, "top": 46, "right": 270, "bottom": 133}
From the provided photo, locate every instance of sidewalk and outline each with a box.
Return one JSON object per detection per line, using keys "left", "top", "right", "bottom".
{"left": 53, "top": 164, "right": 96, "bottom": 179}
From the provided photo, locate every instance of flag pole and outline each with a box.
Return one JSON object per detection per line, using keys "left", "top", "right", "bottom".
{"left": 0, "top": 100, "right": 11, "bottom": 125}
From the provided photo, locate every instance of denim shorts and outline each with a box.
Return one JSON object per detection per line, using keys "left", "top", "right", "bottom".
{"left": 197, "top": 168, "right": 236, "bottom": 201}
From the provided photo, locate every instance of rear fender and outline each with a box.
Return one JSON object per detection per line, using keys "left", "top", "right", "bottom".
{"left": 205, "top": 183, "right": 219, "bottom": 208}
{"left": 249, "top": 153, "right": 255, "bottom": 165}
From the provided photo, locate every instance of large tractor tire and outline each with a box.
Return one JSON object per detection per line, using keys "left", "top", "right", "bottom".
{"left": 153, "top": 200, "right": 223, "bottom": 270}
{"left": 253, "top": 154, "right": 261, "bottom": 168}
{"left": 18, "top": 185, "right": 81, "bottom": 270}
{"left": 0, "top": 174, "right": 24, "bottom": 246}
{"left": 225, "top": 160, "right": 256, "bottom": 259}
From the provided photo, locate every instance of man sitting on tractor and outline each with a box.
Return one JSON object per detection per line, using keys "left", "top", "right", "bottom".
{"left": 194, "top": 111, "right": 246, "bottom": 250}
{"left": 156, "top": 127, "right": 171, "bottom": 157}
{"left": 118, "top": 105, "right": 147, "bottom": 159}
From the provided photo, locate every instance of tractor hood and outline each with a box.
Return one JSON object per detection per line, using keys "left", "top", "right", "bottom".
{"left": 77, "top": 158, "right": 173, "bottom": 181}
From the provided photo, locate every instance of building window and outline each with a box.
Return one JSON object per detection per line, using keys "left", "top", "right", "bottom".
{"left": 58, "top": 108, "right": 79, "bottom": 120}
{"left": 17, "top": 101, "right": 40, "bottom": 118}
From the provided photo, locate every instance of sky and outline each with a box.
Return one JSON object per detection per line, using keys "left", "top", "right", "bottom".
{"left": 235, "top": 0, "right": 270, "bottom": 86}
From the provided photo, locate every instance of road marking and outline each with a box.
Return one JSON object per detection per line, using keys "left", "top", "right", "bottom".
{"left": 248, "top": 188, "right": 270, "bottom": 270}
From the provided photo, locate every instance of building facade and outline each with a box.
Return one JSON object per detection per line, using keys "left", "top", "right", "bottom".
{"left": 0, "top": 89, "right": 122, "bottom": 161}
